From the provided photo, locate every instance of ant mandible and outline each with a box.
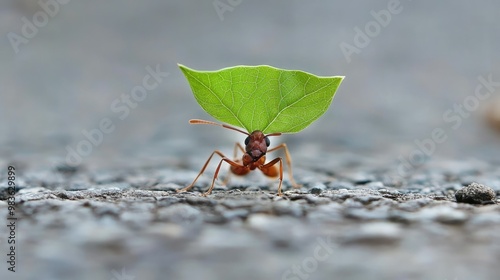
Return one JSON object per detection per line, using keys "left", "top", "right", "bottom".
{"left": 176, "top": 119, "right": 300, "bottom": 196}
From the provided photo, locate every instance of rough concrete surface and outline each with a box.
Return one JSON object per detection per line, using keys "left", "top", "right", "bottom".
{"left": 1, "top": 158, "right": 500, "bottom": 280}
{"left": 2, "top": 1, "right": 500, "bottom": 280}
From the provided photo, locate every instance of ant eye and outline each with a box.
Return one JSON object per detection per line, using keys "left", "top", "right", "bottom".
{"left": 265, "top": 137, "right": 270, "bottom": 147}
{"left": 244, "top": 137, "right": 250, "bottom": 145}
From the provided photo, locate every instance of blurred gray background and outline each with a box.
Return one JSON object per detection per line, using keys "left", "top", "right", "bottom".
{"left": 1, "top": 0, "right": 500, "bottom": 169}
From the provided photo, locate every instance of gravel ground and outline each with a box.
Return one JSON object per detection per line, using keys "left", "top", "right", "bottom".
{"left": 2, "top": 1, "right": 500, "bottom": 279}
{"left": 1, "top": 157, "right": 499, "bottom": 280}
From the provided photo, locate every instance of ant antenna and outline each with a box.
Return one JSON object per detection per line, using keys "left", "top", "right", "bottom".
{"left": 266, "top": 132, "right": 282, "bottom": 137}
{"left": 189, "top": 119, "right": 249, "bottom": 135}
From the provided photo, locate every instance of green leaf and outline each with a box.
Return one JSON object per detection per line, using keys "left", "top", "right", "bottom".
{"left": 178, "top": 64, "right": 344, "bottom": 134}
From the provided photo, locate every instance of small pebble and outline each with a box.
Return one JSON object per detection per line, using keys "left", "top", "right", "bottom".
{"left": 346, "top": 172, "right": 375, "bottom": 185}
{"left": 309, "top": 183, "right": 326, "bottom": 194}
{"left": 455, "top": 182, "right": 496, "bottom": 204}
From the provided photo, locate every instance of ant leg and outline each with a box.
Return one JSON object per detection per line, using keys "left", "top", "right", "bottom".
{"left": 234, "top": 143, "right": 246, "bottom": 156}
{"left": 204, "top": 157, "right": 247, "bottom": 196}
{"left": 222, "top": 143, "right": 246, "bottom": 185}
{"left": 259, "top": 157, "right": 284, "bottom": 196}
{"left": 177, "top": 150, "right": 227, "bottom": 193}
{"left": 267, "top": 143, "right": 300, "bottom": 188}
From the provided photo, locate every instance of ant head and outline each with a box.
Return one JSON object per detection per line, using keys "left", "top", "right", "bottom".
{"left": 244, "top": 131, "right": 281, "bottom": 161}
{"left": 244, "top": 133, "right": 270, "bottom": 146}
{"left": 244, "top": 131, "right": 267, "bottom": 161}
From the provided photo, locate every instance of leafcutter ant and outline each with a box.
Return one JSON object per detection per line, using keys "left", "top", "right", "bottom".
{"left": 176, "top": 119, "right": 300, "bottom": 196}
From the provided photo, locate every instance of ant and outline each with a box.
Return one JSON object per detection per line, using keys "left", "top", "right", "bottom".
{"left": 176, "top": 119, "right": 300, "bottom": 196}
